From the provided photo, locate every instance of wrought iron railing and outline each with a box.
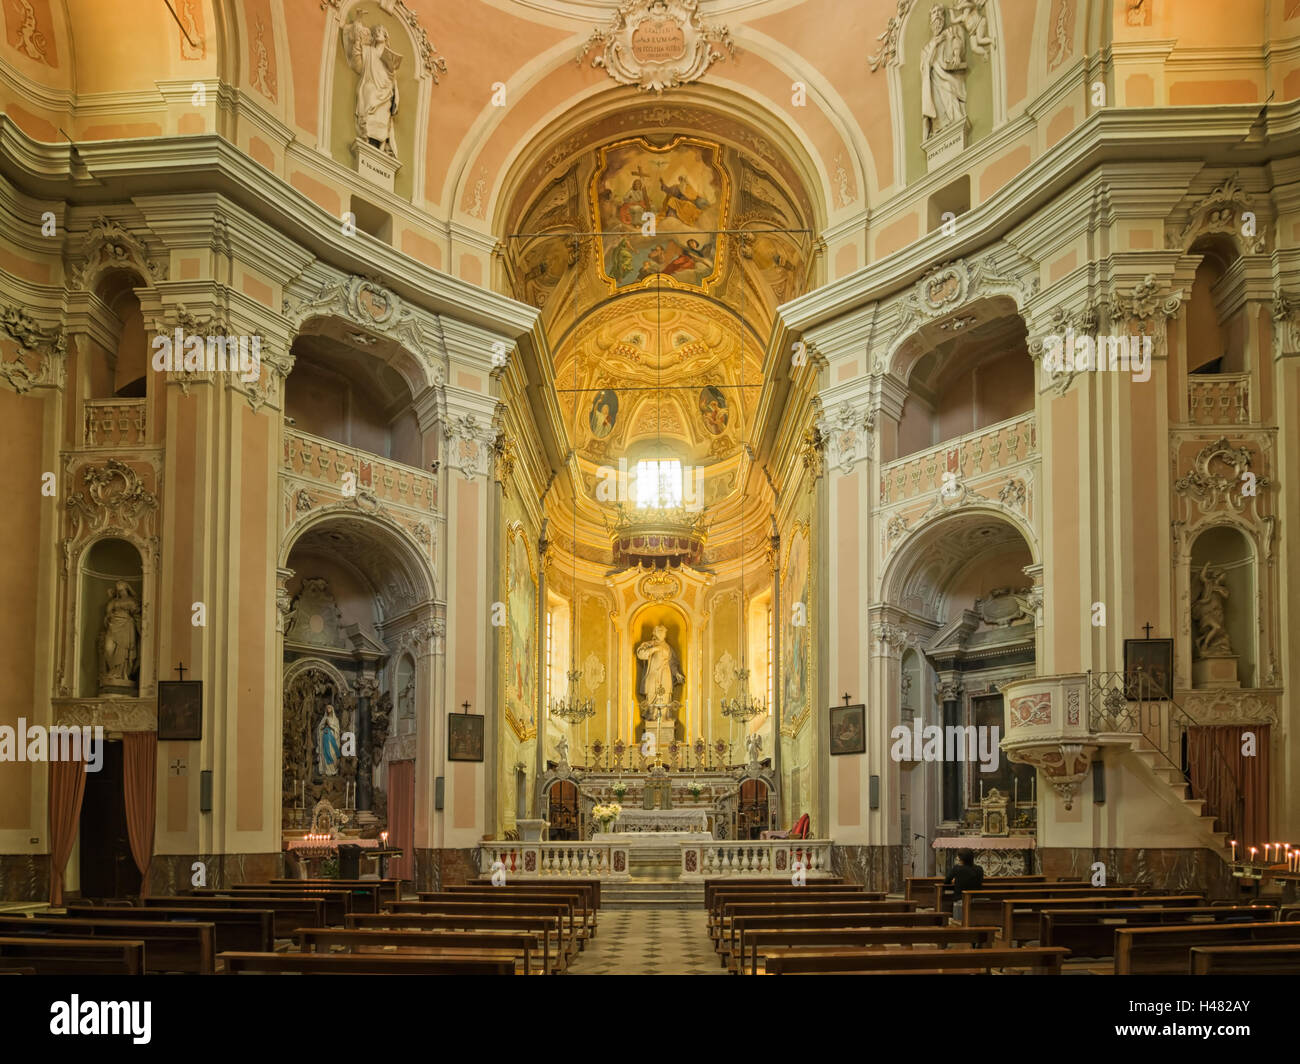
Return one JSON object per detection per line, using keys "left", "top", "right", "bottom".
{"left": 1087, "top": 668, "right": 1244, "bottom": 842}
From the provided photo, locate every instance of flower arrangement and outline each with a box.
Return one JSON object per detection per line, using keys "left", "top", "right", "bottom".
{"left": 612, "top": 783, "right": 627, "bottom": 800}
{"left": 688, "top": 782, "right": 704, "bottom": 799}
{"left": 591, "top": 802, "right": 622, "bottom": 830}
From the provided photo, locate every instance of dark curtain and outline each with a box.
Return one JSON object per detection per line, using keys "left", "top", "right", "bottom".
{"left": 48, "top": 758, "right": 87, "bottom": 905}
{"left": 1186, "top": 725, "right": 1268, "bottom": 847}
{"left": 122, "top": 731, "right": 158, "bottom": 896}
{"left": 388, "top": 760, "right": 414, "bottom": 882}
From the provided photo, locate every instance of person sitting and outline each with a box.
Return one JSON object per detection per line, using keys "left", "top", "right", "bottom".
{"left": 943, "top": 848, "right": 984, "bottom": 922}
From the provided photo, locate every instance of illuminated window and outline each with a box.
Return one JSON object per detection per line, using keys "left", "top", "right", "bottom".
{"left": 544, "top": 608, "right": 553, "bottom": 711}
{"left": 635, "top": 459, "right": 682, "bottom": 509}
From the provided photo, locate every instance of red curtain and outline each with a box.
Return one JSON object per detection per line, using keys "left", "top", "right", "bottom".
{"left": 122, "top": 732, "right": 157, "bottom": 897}
{"left": 48, "top": 757, "right": 88, "bottom": 906}
{"left": 388, "top": 760, "right": 414, "bottom": 883}
{"left": 1187, "top": 725, "right": 1269, "bottom": 848}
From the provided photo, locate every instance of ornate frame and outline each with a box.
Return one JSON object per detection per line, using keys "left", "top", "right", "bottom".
{"left": 503, "top": 522, "right": 538, "bottom": 741}
{"left": 780, "top": 519, "right": 812, "bottom": 736}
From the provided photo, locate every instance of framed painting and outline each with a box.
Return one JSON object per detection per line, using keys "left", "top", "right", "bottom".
{"left": 829, "top": 703, "right": 865, "bottom": 755}
{"left": 781, "top": 523, "right": 810, "bottom": 726}
{"left": 158, "top": 680, "right": 203, "bottom": 740}
{"left": 447, "top": 712, "right": 484, "bottom": 762}
{"left": 1123, "top": 638, "right": 1173, "bottom": 699}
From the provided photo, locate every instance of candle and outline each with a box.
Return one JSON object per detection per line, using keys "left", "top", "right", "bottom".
{"left": 1250, "top": 846, "right": 1258, "bottom": 863}
{"left": 1014, "top": 779, "right": 1019, "bottom": 806}
{"left": 1230, "top": 840, "right": 1237, "bottom": 862}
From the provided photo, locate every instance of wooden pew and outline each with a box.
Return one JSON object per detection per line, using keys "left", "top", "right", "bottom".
{"left": 270, "top": 877, "right": 402, "bottom": 910}
{"left": 1001, "top": 894, "right": 1205, "bottom": 945}
{"left": 190, "top": 886, "right": 352, "bottom": 925}
{"left": 1115, "top": 921, "right": 1300, "bottom": 975}
{"left": 740, "top": 925, "right": 999, "bottom": 976}
{"left": 960, "top": 886, "right": 1138, "bottom": 927}
{"left": 66, "top": 904, "right": 274, "bottom": 954}
{"left": 144, "top": 895, "right": 326, "bottom": 937}
{"left": 296, "top": 927, "right": 541, "bottom": 975}
{"left": 429, "top": 887, "right": 595, "bottom": 945}
{"left": 388, "top": 901, "right": 579, "bottom": 962}
{"left": 0, "top": 936, "right": 145, "bottom": 975}
{"left": 722, "top": 910, "right": 943, "bottom": 971}
{"left": 703, "top": 877, "right": 844, "bottom": 909}
{"left": 0, "top": 915, "right": 214, "bottom": 974}
{"left": 450, "top": 882, "right": 600, "bottom": 931}
{"left": 1040, "top": 905, "right": 1276, "bottom": 959}
{"left": 347, "top": 912, "right": 563, "bottom": 974}
{"left": 468, "top": 877, "right": 602, "bottom": 910}
{"left": 762, "top": 945, "right": 1069, "bottom": 975}
{"left": 220, "top": 950, "right": 515, "bottom": 975}
{"left": 906, "top": 874, "right": 1050, "bottom": 904}
{"left": 1191, "top": 943, "right": 1300, "bottom": 975}
{"left": 925, "top": 879, "right": 1095, "bottom": 913}
{"left": 718, "top": 900, "right": 917, "bottom": 963}
{"left": 708, "top": 887, "right": 883, "bottom": 937}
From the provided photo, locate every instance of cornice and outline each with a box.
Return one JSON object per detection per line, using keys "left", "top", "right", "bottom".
{"left": 0, "top": 120, "right": 540, "bottom": 345}
{"left": 781, "top": 103, "right": 1284, "bottom": 336}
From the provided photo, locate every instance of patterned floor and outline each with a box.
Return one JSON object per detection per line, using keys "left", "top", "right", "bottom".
{"left": 565, "top": 909, "right": 724, "bottom": 976}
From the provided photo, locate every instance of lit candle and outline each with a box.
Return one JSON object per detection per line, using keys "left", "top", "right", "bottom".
{"left": 1230, "top": 840, "right": 1237, "bottom": 862}
{"left": 1250, "top": 846, "right": 1258, "bottom": 863}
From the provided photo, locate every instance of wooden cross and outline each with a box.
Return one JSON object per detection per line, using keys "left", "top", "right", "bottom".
{"left": 174, "top": 661, "right": 187, "bottom": 682}
{"left": 461, "top": 700, "right": 472, "bottom": 713}
{"left": 842, "top": 693, "right": 852, "bottom": 706}
{"left": 1142, "top": 622, "right": 1154, "bottom": 639}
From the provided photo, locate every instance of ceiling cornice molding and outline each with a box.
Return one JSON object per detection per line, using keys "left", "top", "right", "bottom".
{"left": 779, "top": 102, "right": 1289, "bottom": 338}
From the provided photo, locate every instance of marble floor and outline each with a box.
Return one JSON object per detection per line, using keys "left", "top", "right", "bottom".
{"left": 565, "top": 909, "right": 724, "bottom": 976}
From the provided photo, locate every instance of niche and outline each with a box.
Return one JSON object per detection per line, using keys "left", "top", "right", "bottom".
{"left": 1189, "top": 526, "right": 1255, "bottom": 688}
{"left": 394, "top": 653, "right": 416, "bottom": 736}
{"left": 79, "top": 538, "right": 144, "bottom": 698}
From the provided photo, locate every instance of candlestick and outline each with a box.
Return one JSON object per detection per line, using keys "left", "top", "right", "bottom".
{"left": 1014, "top": 778, "right": 1018, "bottom": 806}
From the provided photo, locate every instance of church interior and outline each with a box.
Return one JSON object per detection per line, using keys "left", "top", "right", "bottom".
{"left": 0, "top": 0, "right": 1299, "bottom": 991}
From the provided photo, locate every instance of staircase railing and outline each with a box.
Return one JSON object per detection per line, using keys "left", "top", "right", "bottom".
{"left": 1087, "top": 668, "right": 1244, "bottom": 844}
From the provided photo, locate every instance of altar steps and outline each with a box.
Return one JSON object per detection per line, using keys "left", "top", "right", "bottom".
{"left": 602, "top": 881, "right": 705, "bottom": 911}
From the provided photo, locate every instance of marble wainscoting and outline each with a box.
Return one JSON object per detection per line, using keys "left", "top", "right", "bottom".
{"left": 0, "top": 854, "right": 49, "bottom": 902}
{"left": 147, "top": 852, "right": 284, "bottom": 895}
{"left": 414, "top": 847, "right": 480, "bottom": 891}
{"left": 831, "top": 845, "right": 907, "bottom": 893}
{"left": 1038, "top": 848, "right": 1235, "bottom": 900}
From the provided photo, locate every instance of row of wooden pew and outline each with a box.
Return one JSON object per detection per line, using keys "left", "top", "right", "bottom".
{"left": 709, "top": 876, "right": 1300, "bottom": 974}
{"left": 0, "top": 877, "right": 605, "bottom": 975}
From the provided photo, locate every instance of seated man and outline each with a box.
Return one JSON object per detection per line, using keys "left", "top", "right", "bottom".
{"left": 943, "top": 848, "right": 985, "bottom": 922}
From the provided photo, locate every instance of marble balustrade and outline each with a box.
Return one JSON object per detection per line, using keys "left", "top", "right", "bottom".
{"left": 480, "top": 841, "right": 632, "bottom": 879}
{"left": 678, "top": 839, "right": 833, "bottom": 880}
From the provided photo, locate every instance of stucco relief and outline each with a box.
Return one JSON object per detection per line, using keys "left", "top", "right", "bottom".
{"left": 580, "top": 0, "right": 734, "bottom": 95}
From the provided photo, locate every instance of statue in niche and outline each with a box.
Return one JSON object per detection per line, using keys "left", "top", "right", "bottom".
{"left": 317, "top": 703, "right": 342, "bottom": 778}
{"left": 920, "top": 3, "right": 968, "bottom": 139}
{"left": 637, "top": 624, "right": 685, "bottom": 723}
{"left": 97, "top": 581, "right": 141, "bottom": 693}
{"left": 342, "top": 13, "right": 403, "bottom": 158}
{"left": 746, "top": 732, "right": 762, "bottom": 767}
{"left": 556, "top": 734, "right": 569, "bottom": 766}
{"left": 1191, "top": 563, "right": 1233, "bottom": 657}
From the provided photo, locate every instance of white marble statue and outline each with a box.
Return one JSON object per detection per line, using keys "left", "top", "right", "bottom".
{"left": 953, "top": 0, "right": 993, "bottom": 56}
{"left": 636, "top": 624, "right": 685, "bottom": 722}
{"left": 317, "top": 703, "right": 342, "bottom": 778}
{"left": 920, "top": 3, "right": 968, "bottom": 139}
{"left": 556, "top": 734, "right": 569, "bottom": 765}
{"left": 97, "top": 581, "right": 141, "bottom": 692}
{"left": 1191, "top": 563, "right": 1233, "bottom": 657}
{"left": 746, "top": 732, "right": 762, "bottom": 766}
{"left": 342, "top": 13, "right": 403, "bottom": 158}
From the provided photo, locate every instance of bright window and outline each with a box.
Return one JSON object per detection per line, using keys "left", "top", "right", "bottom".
{"left": 635, "top": 459, "right": 682, "bottom": 509}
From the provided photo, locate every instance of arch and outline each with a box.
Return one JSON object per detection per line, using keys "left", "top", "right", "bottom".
{"left": 879, "top": 506, "right": 1040, "bottom": 615}
{"left": 76, "top": 536, "right": 145, "bottom": 699}
{"left": 281, "top": 504, "right": 438, "bottom": 607}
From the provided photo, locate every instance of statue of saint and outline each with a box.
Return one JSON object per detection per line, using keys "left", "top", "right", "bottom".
{"left": 97, "top": 581, "right": 141, "bottom": 693}
{"left": 746, "top": 732, "right": 762, "bottom": 766}
{"left": 342, "top": 15, "right": 403, "bottom": 158}
{"left": 920, "top": 3, "right": 968, "bottom": 139}
{"left": 556, "top": 734, "right": 569, "bottom": 766}
{"left": 1191, "top": 563, "right": 1233, "bottom": 657}
{"left": 636, "top": 624, "right": 685, "bottom": 722}
{"left": 317, "top": 704, "right": 342, "bottom": 778}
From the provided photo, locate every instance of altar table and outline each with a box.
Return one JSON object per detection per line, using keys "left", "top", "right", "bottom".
{"left": 932, "top": 836, "right": 1035, "bottom": 876}
{"left": 608, "top": 808, "right": 709, "bottom": 833}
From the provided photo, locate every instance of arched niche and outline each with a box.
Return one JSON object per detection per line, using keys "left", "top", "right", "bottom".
{"left": 627, "top": 600, "right": 690, "bottom": 741}
{"left": 78, "top": 537, "right": 144, "bottom": 698}
{"left": 393, "top": 652, "right": 416, "bottom": 736}
{"left": 1189, "top": 526, "right": 1256, "bottom": 688}
{"left": 1185, "top": 236, "right": 1244, "bottom": 375}
{"left": 87, "top": 271, "right": 150, "bottom": 400}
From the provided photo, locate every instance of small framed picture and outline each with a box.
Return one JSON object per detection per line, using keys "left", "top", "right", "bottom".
{"left": 829, "top": 703, "right": 866, "bottom": 756}
{"left": 158, "top": 680, "right": 203, "bottom": 740}
{"left": 447, "top": 712, "right": 484, "bottom": 762}
{"left": 1123, "top": 638, "right": 1174, "bottom": 699}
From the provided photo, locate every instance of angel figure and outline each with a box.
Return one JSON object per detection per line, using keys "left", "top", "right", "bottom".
{"left": 1191, "top": 563, "right": 1233, "bottom": 657}
{"left": 953, "top": 0, "right": 994, "bottom": 56}
{"left": 343, "top": 14, "right": 403, "bottom": 158}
